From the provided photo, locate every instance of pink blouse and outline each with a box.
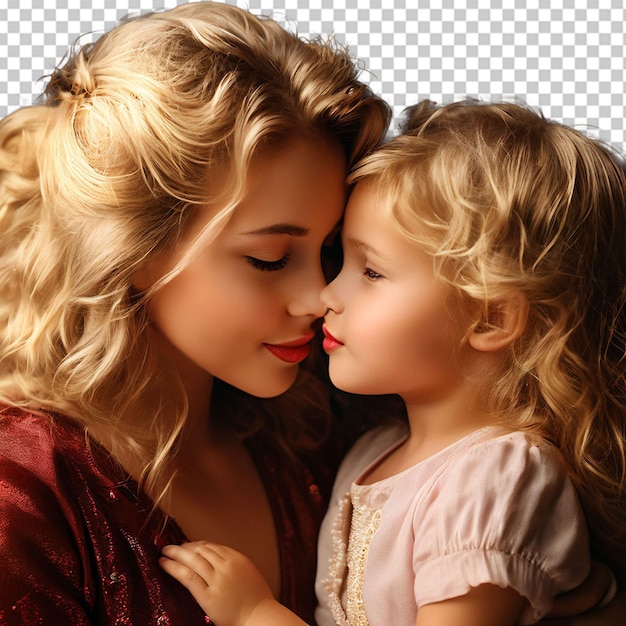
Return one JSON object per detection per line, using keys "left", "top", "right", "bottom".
{"left": 315, "top": 424, "right": 590, "bottom": 626}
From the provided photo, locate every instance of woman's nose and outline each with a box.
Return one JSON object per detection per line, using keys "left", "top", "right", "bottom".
{"left": 287, "top": 262, "right": 329, "bottom": 319}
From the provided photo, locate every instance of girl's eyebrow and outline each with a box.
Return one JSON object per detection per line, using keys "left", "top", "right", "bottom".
{"left": 243, "top": 224, "right": 308, "bottom": 236}
{"left": 346, "top": 236, "right": 389, "bottom": 261}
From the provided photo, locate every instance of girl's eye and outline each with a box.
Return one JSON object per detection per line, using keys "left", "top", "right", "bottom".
{"left": 246, "top": 254, "right": 290, "bottom": 272}
{"left": 363, "top": 267, "right": 383, "bottom": 281}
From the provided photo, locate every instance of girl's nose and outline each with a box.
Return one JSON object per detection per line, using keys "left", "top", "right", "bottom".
{"left": 320, "top": 277, "right": 342, "bottom": 316}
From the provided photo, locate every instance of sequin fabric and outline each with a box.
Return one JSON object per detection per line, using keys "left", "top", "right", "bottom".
{"left": 0, "top": 407, "right": 340, "bottom": 624}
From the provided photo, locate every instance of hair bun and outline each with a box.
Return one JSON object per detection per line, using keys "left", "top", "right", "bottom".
{"left": 70, "top": 56, "right": 96, "bottom": 96}
{"left": 47, "top": 51, "right": 95, "bottom": 100}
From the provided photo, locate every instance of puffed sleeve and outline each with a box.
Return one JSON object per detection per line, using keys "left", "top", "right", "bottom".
{"left": 411, "top": 432, "right": 590, "bottom": 625}
{"left": 0, "top": 417, "right": 92, "bottom": 625}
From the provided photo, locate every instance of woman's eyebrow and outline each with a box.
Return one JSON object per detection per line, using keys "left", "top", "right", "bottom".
{"left": 243, "top": 224, "right": 308, "bottom": 236}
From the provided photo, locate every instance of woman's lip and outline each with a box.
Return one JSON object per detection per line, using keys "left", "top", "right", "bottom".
{"left": 264, "top": 334, "right": 314, "bottom": 363}
{"left": 322, "top": 324, "right": 344, "bottom": 352}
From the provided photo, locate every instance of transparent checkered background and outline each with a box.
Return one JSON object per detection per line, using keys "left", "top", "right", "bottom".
{"left": 1, "top": 0, "right": 625, "bottom": 151}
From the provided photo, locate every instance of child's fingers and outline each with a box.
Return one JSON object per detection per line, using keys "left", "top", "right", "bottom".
{"left": 192, "top": 542, "right": 245, "bottom": 562}
{"left": 179, "top": 541, "right": 233, "bottom": 565}
{"left": 159, "top": 554, "right": 213, "bottom": 600}
{"left": 160, "top": 542, "right": 257, "bottom": 595}
{"left": 170, "top": 541, "right": 252, "bottom": 571}
{"left": 161, "top": 544, "right": 217, "bottom": 583}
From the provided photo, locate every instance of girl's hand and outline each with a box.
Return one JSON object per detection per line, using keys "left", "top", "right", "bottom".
{"left": 160, "top": 541, "right": 275, "bottom": 626}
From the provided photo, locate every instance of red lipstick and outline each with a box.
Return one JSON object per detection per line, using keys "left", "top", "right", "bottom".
{"left": 264, "top": 334, "right": 314, "bottom": 364}
{"left": 322, "top": 324, "right": 344, "bottom": 352}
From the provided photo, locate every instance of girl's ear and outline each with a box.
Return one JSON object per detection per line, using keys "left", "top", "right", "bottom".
{"left": 468, "top": 292, "right": 528, "bottom": 352}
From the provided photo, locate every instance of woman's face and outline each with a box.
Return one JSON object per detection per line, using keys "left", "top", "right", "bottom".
{"left": 142, "top": 137, "right": 346, "bottom": 398}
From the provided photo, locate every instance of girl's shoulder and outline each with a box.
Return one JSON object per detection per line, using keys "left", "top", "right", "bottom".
{"left": 411, "top": 428, "right": 587, "bottom": 563}
{"left": 457, "top": 427, "right": 565, "bottom": 473}
{"left": 424, "top": 428, "right": 570, "bottom": 502}
{"left": 411, "top": 429, "right": 590, "bottom": 622}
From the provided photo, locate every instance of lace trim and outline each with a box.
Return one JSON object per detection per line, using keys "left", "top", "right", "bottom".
{"left": 345, "top": 486, "right": 381, "bottom": 626}
{"left": 325, "top": 494, "right": 352, "bottom": 625}
{"left": 323, "top": 487, "right": 382, "bottom": 626}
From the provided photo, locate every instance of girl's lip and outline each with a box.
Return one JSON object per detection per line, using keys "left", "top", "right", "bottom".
{"left": 322, "top": 324, "right": 344, "bottom": 352}
{"left": 264, "top": 334, "right": 315, "bottom": 363}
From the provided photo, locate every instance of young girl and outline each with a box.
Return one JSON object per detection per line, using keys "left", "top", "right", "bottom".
{"left": 0, "top": 3, "right": 390, "bottom": 623}
{"left": 160, "top": 100, "right": 626, "bottom": 626}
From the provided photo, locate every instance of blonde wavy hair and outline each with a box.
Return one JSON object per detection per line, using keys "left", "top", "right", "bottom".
{"left": 349, "top": 99, "right": 626, "bottom": 573}
{"left": 0, "top": 2, "right": 390, "bottom": 501}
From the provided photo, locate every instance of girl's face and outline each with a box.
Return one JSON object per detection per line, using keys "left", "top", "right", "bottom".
{"left": 142, "top": 137, "right": 346, "bottom": 398}
{"left": 321, "top": 180, "right": 470, "bottom": 404}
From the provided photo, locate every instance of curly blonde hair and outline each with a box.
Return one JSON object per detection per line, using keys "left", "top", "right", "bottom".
{"left": 349, "top": 99, "right": 626, "bottom": 573}
{"left": 0, "top": 2, "right": 390, "bottom": 500}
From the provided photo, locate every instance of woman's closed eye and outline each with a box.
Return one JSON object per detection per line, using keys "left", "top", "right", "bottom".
{"left": 246, "top": 254, "right": 291, "bottom": 272}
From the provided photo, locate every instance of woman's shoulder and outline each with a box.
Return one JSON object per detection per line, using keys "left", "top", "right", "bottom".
{"left": 1, "top": 404, "right": 83, "bottom": 453}
{"left": 0, "top": 403, "right": 152, "bottom": 542}
{"left": 0, "top": 405, "right": 99, "bottom": 488}
{"left": 0, "top": 407, "right": 92, "bottom": 550}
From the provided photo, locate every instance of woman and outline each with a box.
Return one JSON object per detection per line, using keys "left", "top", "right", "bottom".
{"left": 0, "top": 3, "right": 388, "bottom": 623}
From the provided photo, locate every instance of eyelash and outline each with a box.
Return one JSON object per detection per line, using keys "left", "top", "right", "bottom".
{"left": 246, "top": 254, "right": 291, "bottom": 272}
{"left": 363, "top": 267, "right": 383, "bottom": 281}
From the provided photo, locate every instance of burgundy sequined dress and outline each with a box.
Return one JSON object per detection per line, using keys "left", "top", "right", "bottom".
{"left": 0, "top": 406, "right": 342, "bottom": 625}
